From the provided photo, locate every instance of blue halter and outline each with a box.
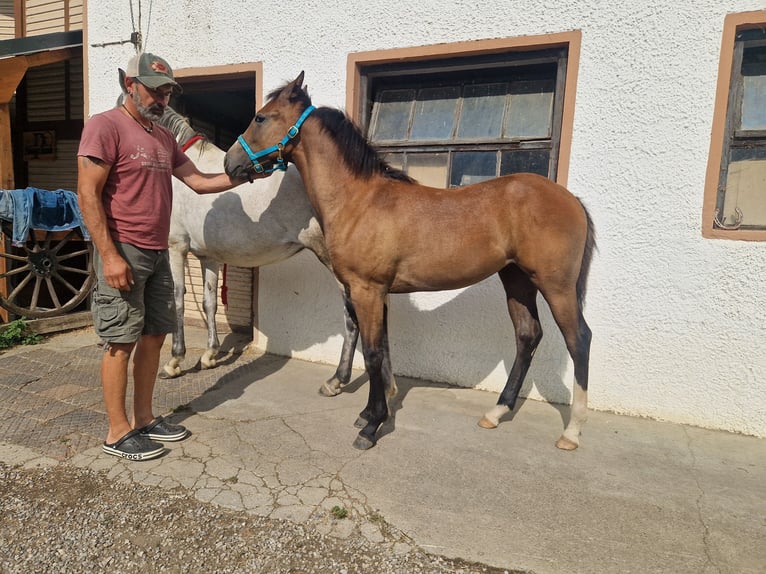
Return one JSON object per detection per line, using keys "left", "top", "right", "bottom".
{"left": 236, "top": 105, "right": 316, "bottom": 174}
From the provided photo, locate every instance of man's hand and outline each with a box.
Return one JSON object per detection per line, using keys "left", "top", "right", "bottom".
{"left": 174, "top": 161, "right": 268, "bottom": 193}
{"left": 102, "top": 253, "right": 134, "bottom": 291}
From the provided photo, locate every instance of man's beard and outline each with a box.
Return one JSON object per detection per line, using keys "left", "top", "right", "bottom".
{"left": 131, "top": 90, "right": 165, "bottom": 122}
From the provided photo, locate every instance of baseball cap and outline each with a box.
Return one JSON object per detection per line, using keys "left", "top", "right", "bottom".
{"left": 125, "top": 52, "right": 181, "bottom": 91}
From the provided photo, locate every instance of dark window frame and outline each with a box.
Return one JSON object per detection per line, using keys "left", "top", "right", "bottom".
{"left": 356, "top": 47, "right": 569, "bottom": 185}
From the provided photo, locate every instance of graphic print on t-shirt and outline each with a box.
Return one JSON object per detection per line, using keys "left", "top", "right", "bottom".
{"left": 129, "top": 144, "right": 171, "bottom": 173}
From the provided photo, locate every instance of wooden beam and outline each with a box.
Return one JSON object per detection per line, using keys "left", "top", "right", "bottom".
{"left": 14, "top": 0, "right": 23, "bottom": 37}
{"left": 25, "top": 46, "right": 81, "bottom": 69}
{"left": 0, "top": 47, "right": 82, "bottom": 104}
{"left": 0, "top": 103, "right": 11, "bottom": 322}
{"left": 0, "top": 103, "right": 13, "bottom": 190}
{"left": 0, "top": 58, "right": 28, "bottom": 103}
{"left": 25, "top": 312, "right": 94, "bottom": 335}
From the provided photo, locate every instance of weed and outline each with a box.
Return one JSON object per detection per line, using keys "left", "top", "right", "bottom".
{"left": 331, "top": 505, "right": 348, "bottom": 520}
{"left": 0, "top": 319, "right": 43, "bottom": 349}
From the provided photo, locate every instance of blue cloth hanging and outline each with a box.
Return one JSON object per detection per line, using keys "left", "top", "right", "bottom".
{"left": 0, "top": 187, "right": 90, "bottom": 247}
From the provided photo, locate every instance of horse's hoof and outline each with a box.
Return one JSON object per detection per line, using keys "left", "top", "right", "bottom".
{"left": 555, "top": 435, "right": 579, "bottom": 450}
{"left": 161, "top": 365, "right": 181, "bottom": 379}
{"left": 318, "top": 381, "right": 342, "bottom": 397}
{"left": 352, "top": 434, "right": 375, "bottom": 450}
{"left": 200, "top": 358, "right": 217, "bottom": 370}
{"left": 478, "top": 416, "right": 498, "bottom": 429}
{"left": 353, "top": 416, "right": 367, "bottom": 429}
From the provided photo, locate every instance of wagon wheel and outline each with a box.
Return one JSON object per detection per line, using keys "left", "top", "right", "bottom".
{"left": 0, "top": 222, "right": 94, "bottom": 318}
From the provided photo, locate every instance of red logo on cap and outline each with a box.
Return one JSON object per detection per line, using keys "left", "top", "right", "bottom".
{"left": 150, "top": 60, "right": 169, "bottom": 74}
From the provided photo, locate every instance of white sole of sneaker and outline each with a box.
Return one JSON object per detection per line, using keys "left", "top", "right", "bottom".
{"left": 102, "top": 443, "right": 165, "bottom": 461}
{"left": 143, "top": 430, "right": 190, "bottom": 442}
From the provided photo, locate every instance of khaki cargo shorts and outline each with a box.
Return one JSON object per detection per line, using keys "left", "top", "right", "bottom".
{"left": 92, "top": 242, "right": 177, "bottom": 344}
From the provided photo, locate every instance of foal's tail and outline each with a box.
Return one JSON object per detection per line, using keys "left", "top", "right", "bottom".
{"left": 576, "top": 199, "right": 596, "bottom": 310}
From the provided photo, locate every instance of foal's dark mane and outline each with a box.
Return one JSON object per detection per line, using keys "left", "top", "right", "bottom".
{"left": 268, "top": 83, "right": 413, "bottom": 183}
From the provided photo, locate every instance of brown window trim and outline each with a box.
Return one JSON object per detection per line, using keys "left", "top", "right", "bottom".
{"left": 703, "top": 10, "right": 766, "bottom": 241}
{"left": 175, "top": 62, "right": 262, "bottom": 110}
{"left": 346, "top": 31, "right": 581, "bottom": 189}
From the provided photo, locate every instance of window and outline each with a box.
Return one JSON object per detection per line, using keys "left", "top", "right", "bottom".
{"left": 704, "top": 11, "right": 766, "bottom": 240}
{"left": 173, "top": 63, "right": 261, "bottom": 150}
{"left": 350, "top": 34, "right": 579, "bottom": 189}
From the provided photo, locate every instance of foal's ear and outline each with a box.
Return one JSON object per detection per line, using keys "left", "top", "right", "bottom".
{"left": 285, "top": 71, "right": 306, "bottom": 101}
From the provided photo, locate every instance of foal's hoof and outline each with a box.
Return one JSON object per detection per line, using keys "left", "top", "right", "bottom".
{"left": 318, "top": 380, "right": 342, "bottom": 397}
{"left": 477, "top": 416, "right": 498, "bottom": 429}
{"left": 352, "top": 434, "right": 376, "bottom": 450}
{"left": 555, "top": 435, "right": 579, "bottom": 450}
{"left": 353, "top": 416, "right": 367, "bottom": 429}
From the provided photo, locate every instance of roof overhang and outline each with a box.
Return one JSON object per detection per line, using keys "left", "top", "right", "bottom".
{"left": 0, "top": 30, "right": 82, "bottom": 59}
{"left": 0, "top": 31, "right": 82, "bottom": 103}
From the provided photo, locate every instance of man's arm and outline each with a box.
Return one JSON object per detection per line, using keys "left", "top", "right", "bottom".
{"left": 77, "top": 155, "right": 134, "bottom": 290}
{"left": 173, "top": 160, "right": 262, "bottom": 194}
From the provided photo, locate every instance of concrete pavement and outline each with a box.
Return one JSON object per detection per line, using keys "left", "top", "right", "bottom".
{"left": 0, "top": 325, "right": 764, "bottom": 573}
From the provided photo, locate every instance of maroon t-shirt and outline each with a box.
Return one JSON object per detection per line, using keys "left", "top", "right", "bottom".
{"left": 78, "top": 107, "right": 190, "bottom": 250}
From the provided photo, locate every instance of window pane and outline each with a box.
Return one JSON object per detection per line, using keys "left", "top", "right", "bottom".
{"left": 741, "top": 47, "right": 766, "bottom": 131}
{"left": 723, "top": 148, "right": 766, "bottom": 226}
{"left": 504, "top": 79, "right": 554, "bottom": 139}
{"left": 456, "top": 83, "right": 506, "bottom": 139}
{"left": 410, "top": 86, "right": 460, "bottom": 140}
{"left": 450, "top": 152, "right": 497, "bottom": 187}
{"left": 407, "top": 152, "right": 449, "bottom": 187}
{"left": 500, "top": 150, "right": 550, "bottom": 177}
{"left": 370, "top": 89, "right": 414, "bottom": 141}
{"left": 382, "top": 152, "right": 404, "bottom": 171}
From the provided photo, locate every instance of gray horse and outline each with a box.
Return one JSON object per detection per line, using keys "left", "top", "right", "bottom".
{"left": 133, "top": 95, "right": 359, "bottom": 395}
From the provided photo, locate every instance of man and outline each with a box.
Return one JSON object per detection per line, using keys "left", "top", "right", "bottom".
{"left": 77, "top": 52, "right": 260, "bottom": 461}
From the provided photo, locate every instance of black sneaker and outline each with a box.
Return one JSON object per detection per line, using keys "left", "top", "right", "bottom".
{"left": 138, "top": 416, "right": 190, "bottom": 442}
{"left": 102, "top": 429, "right": 165, "bottom": 461}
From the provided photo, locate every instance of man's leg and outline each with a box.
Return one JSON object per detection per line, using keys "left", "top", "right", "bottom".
{"left": 102, "top": 341, "right": 137, "bottom": 445}
{"left": 128, "top": 248, "right": 188, "bottom": 442}
{"left": 101, "top": 337, "right": 164, "bottom": 460}
{"left": 131, "top": 333, "right": 166, "bottom": 429}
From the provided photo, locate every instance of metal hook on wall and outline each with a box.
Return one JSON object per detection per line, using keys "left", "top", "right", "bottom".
{"left": 713, "top": 207, "right": 744, "bottom": 230}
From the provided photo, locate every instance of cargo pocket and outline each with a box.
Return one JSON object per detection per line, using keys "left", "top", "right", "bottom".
{"left": 93, "top": 294, "right": 130, "bottom": 337}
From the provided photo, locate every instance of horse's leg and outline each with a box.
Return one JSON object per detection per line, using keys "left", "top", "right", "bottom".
{"left": 381, "top": 298, "right": 397, "bottom": 401}
{"left": 353, "top": 298, "right": 397, "bottom": 427}
{"left": 319, "top": 292, "right": 360, "bottom": 396}
{"left": 541, "top": 289, "right": 592, "bottom": 450}
{"left": 349, "top": 286, "right": 389, "bottom": 450}
{"left": 199, "top": 258, "right": 221, "bottom": 369}
{"left": 479, "top": 265, "right": 542, "bottom": 429}
{"left": 320, "top": 291, "right": 397, "bottom": 403}
{"left": 163, "top": 245, "right": 188, "bottom": 378}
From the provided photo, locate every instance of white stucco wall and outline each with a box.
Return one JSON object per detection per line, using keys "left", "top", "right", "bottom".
{"left": 85, "top": 1, "right": 766, "bottom": 437}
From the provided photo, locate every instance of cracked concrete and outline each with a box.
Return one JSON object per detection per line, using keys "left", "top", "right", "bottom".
{"left": 0, "top": 325, "right": 764, "bottom": 573}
